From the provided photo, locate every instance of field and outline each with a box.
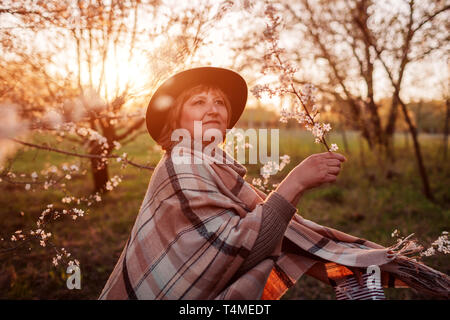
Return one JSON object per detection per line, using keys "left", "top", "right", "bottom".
{"left": 0, "top": 129, "right": 449, "bottom": 299}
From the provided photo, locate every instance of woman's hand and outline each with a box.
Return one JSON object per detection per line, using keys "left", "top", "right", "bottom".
{"left": 293, "top": 151, "right": 347, "bottom": 193}
{"left": 275, "top": 152, "right": 347, "bottom": 207}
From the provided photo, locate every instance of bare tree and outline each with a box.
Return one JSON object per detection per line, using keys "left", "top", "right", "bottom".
{"left": 351, "top": 0, "right": 449, "bottom": 200}
{"left": 439, "top": 70, "right": 450, "bottom": 162}
{"left": 281, "top": 0, "right": 448, "bottom": 200}
{"left": 0, "top": 0, "right": 233, "bottom": 192}
{"left": 444, "top": 98, "right": 449, "bottom": 162}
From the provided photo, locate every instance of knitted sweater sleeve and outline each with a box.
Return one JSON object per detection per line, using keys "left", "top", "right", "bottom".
{"left": 236, "top": 191, "right": 298, "bottom": 275}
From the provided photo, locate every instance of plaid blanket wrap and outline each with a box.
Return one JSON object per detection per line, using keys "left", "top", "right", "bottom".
{"left": 99, "top": 144, "right": 449, "bottom": 300}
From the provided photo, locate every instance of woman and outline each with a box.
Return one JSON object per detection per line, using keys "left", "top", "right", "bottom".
{"left": 99, "top": 67, "right": 449, "bottom": 300}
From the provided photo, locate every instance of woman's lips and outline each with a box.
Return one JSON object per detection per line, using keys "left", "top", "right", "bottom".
{"left": 203, "top": 120, "right": 220, "bottom": 125}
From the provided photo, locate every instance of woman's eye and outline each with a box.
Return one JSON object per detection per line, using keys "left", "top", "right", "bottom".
{"left": 193, "top": 100, "right": 204, "bottom": 105}
{"left": 215, "top": 100, "right": 224, "bottom": 105}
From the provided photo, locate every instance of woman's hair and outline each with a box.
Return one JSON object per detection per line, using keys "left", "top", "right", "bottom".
{"left": 156, "top": 84, "right": 232, "bottom": 152}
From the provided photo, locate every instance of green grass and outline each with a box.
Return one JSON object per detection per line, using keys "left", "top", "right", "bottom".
{"left": 0, "top": 129, "right": 448, "bottom": 299}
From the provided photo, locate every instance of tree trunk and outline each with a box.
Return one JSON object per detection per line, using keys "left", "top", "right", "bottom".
{"left": 359, "top": 133, "right": 367, "bottom": 173}
{"left": 89, "top": 141, "right": 110, "bottom": 193}
{"left": 384, "top": 132, "right": 396, "bottom": 164}
{"left": 87, "top": 116, "right": 118, "bottom": 193}
{"left": 404, "top": 130, "right": 409, "bottom": 149}
{"left": 340, "top": 129, "right": 351, "bottom": 155}
{"left": 384, "top": 99, "right": 398, "bottom": 164}
{"left": 416, "top": 100, "right": 423, "bottom": 133}
{"left": 399, "top": 99, "right": 434, "bottom": 201}
{"left": 443, "top": 98, "right": 449, "bottom": 162}
{"left": 90, "top": 157, "right": 109, "bottom": 193}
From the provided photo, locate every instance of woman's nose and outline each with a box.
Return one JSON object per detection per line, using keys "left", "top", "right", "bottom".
{"left": 207, "top": 101, "right": 219, "bottom": 114}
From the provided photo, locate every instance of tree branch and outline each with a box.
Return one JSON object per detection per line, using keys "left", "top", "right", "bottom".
{"left": 116, "top": 118, "right": 145, "bottom": 141}
{"left": 413, "top": 5, "right": 450, "bottom": 33}
{"left": 9, "top": 138, "right": 155, "bottom": 170}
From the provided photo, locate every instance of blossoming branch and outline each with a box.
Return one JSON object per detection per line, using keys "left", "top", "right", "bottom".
{"left": 251, "top": 3, "right": 337, "bottom": 152}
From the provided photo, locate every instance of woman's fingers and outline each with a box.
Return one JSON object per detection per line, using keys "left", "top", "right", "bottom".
{"left": 296, "top": 152, "right": 347, "bottom": 190}
{"left": 325, "top": 152, "right": 347, "bottom": 162}
{"left": 327, "top": 166, "right": 341, "bottom": 175}
{"left": 327, "top": 159, "right": 341, "bottom": 167}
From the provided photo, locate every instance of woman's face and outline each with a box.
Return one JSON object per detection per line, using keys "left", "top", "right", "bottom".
{"left": 178, "top": 88, "right": 229, "bottom": 139}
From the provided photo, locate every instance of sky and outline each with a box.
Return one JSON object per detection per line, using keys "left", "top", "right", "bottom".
{"left": 0, "top": 0, "right": 448, "bottom": 113}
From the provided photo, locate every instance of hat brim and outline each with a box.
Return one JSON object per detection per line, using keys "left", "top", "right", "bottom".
{"left": 146, "top": 67, "right": 248, "bottom": 142}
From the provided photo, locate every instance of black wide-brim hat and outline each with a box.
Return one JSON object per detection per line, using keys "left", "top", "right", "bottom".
{"left": 146, "top": 67, "right": 248, "bottom": 141}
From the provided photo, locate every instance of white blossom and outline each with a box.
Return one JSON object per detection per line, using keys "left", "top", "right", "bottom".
{"left": 421, "top": 247, "right": 436, "bottom": 257}
{"left": 62, "top": 196, "right": 72, "bottom": 203}
{"left": 279, "top": 154, "right": 290, "bottom": 171}
{"left": 77, "top": 127, "right": 88, "bottom": 136}
{"left": 330, "top": 144, "right": 339, "bottom": 152}
{"left": 113, "top": 141, "right": 121, "bottom": 150}
{"left": 73, "top": 208, "right": 84, "bottom": 217}
{"left": 323, "top": 123, "right": 332, "bottom": 132}
{"left": 420, "top": 231, "right": 449, "bottom": 257}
